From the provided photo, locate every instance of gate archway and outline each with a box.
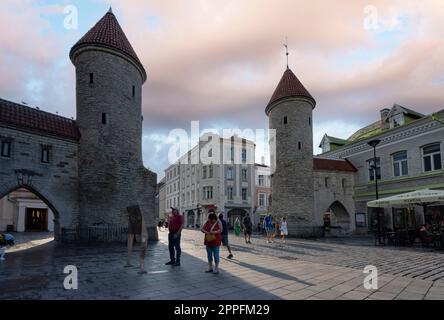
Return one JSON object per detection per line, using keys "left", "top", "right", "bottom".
{"left": 326, "top": 201, "right": 351, "bottom": 234}
{"left": 0, "top": 182, "right": 62, "bottom": 240}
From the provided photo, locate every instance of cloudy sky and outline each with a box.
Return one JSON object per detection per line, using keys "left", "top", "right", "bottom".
{"left": 1, "top": 0, "right": 444, "bottom": 179}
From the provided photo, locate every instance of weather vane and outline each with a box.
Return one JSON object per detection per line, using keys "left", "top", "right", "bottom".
{"left": 284, "top": 36, "right": 289, "bottom": 69}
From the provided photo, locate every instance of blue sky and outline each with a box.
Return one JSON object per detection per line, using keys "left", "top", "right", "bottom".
{"left": 1, "top": 0, "right": 443, "bottom": 179}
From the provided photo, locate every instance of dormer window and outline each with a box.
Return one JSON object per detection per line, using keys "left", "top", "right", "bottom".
{"left": 390, "top": 113, "right": 404, "bottom": 129}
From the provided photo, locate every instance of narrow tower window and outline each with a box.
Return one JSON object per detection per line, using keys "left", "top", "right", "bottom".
{"left": 132, "top": 85, "right": 135, "bottom": 97}
{"left": 283, "top": 116, "right": 287, "bottom": 124}
{"left": 89, "top": 73, "right": 94, "bottom": 84}
{"left": 309, "top": 117, "right": 311, "bottom": 126}
{"left": 101, "top": 113, "right": 107, "bottom": 125}
{"left": 298, "top": 142, "right": 302, "bottom": 150}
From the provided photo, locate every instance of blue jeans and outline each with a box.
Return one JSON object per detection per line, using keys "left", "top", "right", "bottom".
{"left": 168, "top": 232, "right": 181, "bottom": 262}
{"left": 206, "top": 246, "right": 220, "bottom": 265}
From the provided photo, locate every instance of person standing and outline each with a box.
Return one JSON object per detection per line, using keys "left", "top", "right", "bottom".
{"left": 234, "top": 217, "right": 241, "bottom": 237}
{"left": 280, "top": 217, "right": 288, "bottom": 243}
{"left": 201, "top": 213, "right": 223, "bottom": 274}
{"left": 242, "top": 213, "right": 253, "bottom": 244}
{"left": 165, "top": 207, "right": 184, "bottom": 266}
{"left": 218, "top": 213, "right": 233, "bottom": 259}
{"left": 264, "top": 213, "right": 274, "bottom": 243}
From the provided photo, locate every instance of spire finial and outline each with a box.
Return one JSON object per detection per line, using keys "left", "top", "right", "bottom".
{"left": 284, "top": 36, "right": 289, "bottom": 69}
{"left": 108, "top": 6, "right": 113, "bottom": 14}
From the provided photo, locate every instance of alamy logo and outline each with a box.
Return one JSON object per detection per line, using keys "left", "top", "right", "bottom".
{"left": 363, "top": 265, "right": 378, "bottom": 290}
{"left": 63, "top": 265, "right": 78, "bottom": 290}
{"left": 64, "top": 5, "right": 78, "bottom": 30}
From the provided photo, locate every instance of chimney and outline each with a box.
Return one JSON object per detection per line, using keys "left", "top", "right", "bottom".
{"left": 380, "top": 108, "right": 390, "bottom": 129}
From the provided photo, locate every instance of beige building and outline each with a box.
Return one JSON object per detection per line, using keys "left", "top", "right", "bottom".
{"left": 0, "top": 189, "right": 54, "bottom": 232}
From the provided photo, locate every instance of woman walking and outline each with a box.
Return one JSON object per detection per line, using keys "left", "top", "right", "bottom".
{"left": 234, "top": 217, "right": 241, "bottom": 237}
{"left": 280, "top": 217, "right": 288, "bottom": 243}
{"left": 201, "top": 212, "right": 223, "bottom": 274}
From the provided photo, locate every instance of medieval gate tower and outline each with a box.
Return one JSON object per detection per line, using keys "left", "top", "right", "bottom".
{"left": 265, "top": 67, "right": 316, "bottom": 236}
{"left": 70, "top": 9, "right": 157, "bottom": 238}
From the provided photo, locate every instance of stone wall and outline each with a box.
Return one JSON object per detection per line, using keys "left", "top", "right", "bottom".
{"left": 0, "top": 126, "right": 79, "bottom": 240}
{"left": 268, "top": 97, "right": 315, "bottom": 236}
{"left": 73, "top": 48, "right": 157, "bottom": 240}
{"left": 313, "top": 170, "right": 356, "bottom": 235}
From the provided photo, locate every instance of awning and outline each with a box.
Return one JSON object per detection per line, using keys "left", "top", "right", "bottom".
{"left": 367, "top": 189, "right": 444, "bottom": 208}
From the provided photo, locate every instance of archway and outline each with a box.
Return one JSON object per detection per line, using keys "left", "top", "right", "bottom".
{"left": 186, "top": 210, "right": 195, "bottom": 228}
{"left": 0, "top": 184, "right": 61, "bottom": 241}
{"left": 325, "top": 201, "right": 351, "bottom": 235}
{"left": 227, "top": 208, "right": 247, "bottom": 229}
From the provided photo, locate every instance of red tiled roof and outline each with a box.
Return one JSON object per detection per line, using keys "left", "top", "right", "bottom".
{"left": 0, "top": 98, "right": 80, "bottom": 141}
{"left": 313, "top": 158, "right": 357, "bottom": 172}
{"left": 266, "top": 68, "right": 315, "bottom": 113}
{"left": 69, "top": 10, "right": 146, "bottom": 79}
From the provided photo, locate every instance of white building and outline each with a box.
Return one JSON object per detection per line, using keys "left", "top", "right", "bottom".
{"left": 164, "top": 133, "right": 256, "bottom": 229}
{"left": 0, "top": 188, "right": 54, "bottom": 232}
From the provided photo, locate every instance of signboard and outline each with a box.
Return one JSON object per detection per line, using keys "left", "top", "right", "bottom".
{"left": 127, "top": 205, "right": 142, "bottom": 235}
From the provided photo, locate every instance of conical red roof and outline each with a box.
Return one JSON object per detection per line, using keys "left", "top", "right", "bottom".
{"left": 70, "top": 10, "right": 146, "bottom": 79}
{"left": 266, "top": 68, "right": 315, "bottom": 114}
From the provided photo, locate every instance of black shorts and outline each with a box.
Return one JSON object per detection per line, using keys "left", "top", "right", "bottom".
{"left": 222, "top": 235, "right": 229, "bottom": 246}
{"left": 244, "top": 228, "right": 252, "bottom": 235}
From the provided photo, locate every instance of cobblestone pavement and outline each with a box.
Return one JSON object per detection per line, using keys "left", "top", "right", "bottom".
{"left": 1, "top": 229, "right": 444, "bottom": 300}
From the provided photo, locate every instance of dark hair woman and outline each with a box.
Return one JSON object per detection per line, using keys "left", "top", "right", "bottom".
{"left": 201, "top": 212, "right": 223, "bottom": 274}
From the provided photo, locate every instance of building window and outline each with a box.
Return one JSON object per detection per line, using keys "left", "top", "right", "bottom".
{"left": 259, "top": 193, "right": 266, "bottom": 207}
{"left": 227, "top": 187, "right": 233, "bottom": 200}
{"left": 89, "top": 73, "right": 94, "bottom": 84}
{"left": 242, "top": 168, "right": 247, "bottom": 181}
{"left": 298, "top": 142, "right": 302, "bottom": 150}
{"left": 209, "top": 165, "right": 213, "bottom": 178}
{"left": 226, "top": 166, "right": 233, "bottom": 180}
{"left": 101, "top": 113, "right": 107, "bottom": 125}
{"left": 283, "top": 116, "right": 287, "bottom": 124}
{"left": 1, "top": 140, "right": 11, "bottom": 158}
{"left": 202, "top": 166, "right": 207, "bottom": 179}
{"left": 203, "top": 186, "right": 213, "bottom": 200}
{"left": 368, "top": 158, "right": 381, "bottom": 181}
{"left": 230, "top": 146, "right": 235, "bottom": 162}
{"left": 393, "top": 151, "right": 408, "bottom": 177}
{"left": 132, "top": 85, "right": 135, "bottom": 97}
{"left": 258, "top": 175, "right": 264, "bottom": 186}
{"left": 242, "top": 188, "right": 247, "bottom": 201}
{"left": 41, "top": 145, "right": 51, "bottom": 163}
{"left": 242, "top": 148, "right": 247, "bottom": 163}
{"left": 422, "top": 143, "right": 442, "bottom": 172}
{"left": 208, "top": 148, "right": 212, "bottom": 157}
{"left": 309, "top": 117, "right": 311, "bottom": 126}
{"left": 342, "top": 178, "right": 346, "bottom": 189}
{"left": 324, "top": 177, "right": 329, "bottom": 188}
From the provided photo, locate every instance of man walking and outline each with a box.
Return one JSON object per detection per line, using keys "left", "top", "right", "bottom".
{"left": 219, "top": 213, "right": 233, "bottom": 259}
{"left": 264, "top": 213, "right": 274, "bottom": 243}
{"left": 165, "top": 207, "right": 184, "bottom": 266}
{"left": 242, "top": 213, "right": 253, "bottom": 244}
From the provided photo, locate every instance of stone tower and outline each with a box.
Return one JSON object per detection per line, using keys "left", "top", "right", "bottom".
{"left": 70, "top": 9, "right": 157, "bottom": 239}
{"left": 265, "top": 67, "right": 316, "bottom": 237}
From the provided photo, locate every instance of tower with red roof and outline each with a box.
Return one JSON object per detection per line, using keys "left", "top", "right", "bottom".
{"left": 265, "top": 67, "right": 316, "bottom": 236}
{"left": 70, "top": 9, "right": 157, "bottom": 237}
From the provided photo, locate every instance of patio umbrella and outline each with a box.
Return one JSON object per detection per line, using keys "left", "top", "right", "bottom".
{"left": 367, "top": 189, "right": 444, "bottom": 225}
{"left": 367, "top": 189, "right": 444, "bottom": 208}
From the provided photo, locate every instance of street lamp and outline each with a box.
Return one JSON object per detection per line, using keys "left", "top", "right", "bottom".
{"left": 367, "top": 139, "right": 382, "bottom": 245}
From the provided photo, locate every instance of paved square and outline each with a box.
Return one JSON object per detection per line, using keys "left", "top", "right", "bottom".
{"left": 1, "top": 229, "right": 444, "bottom": 300}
